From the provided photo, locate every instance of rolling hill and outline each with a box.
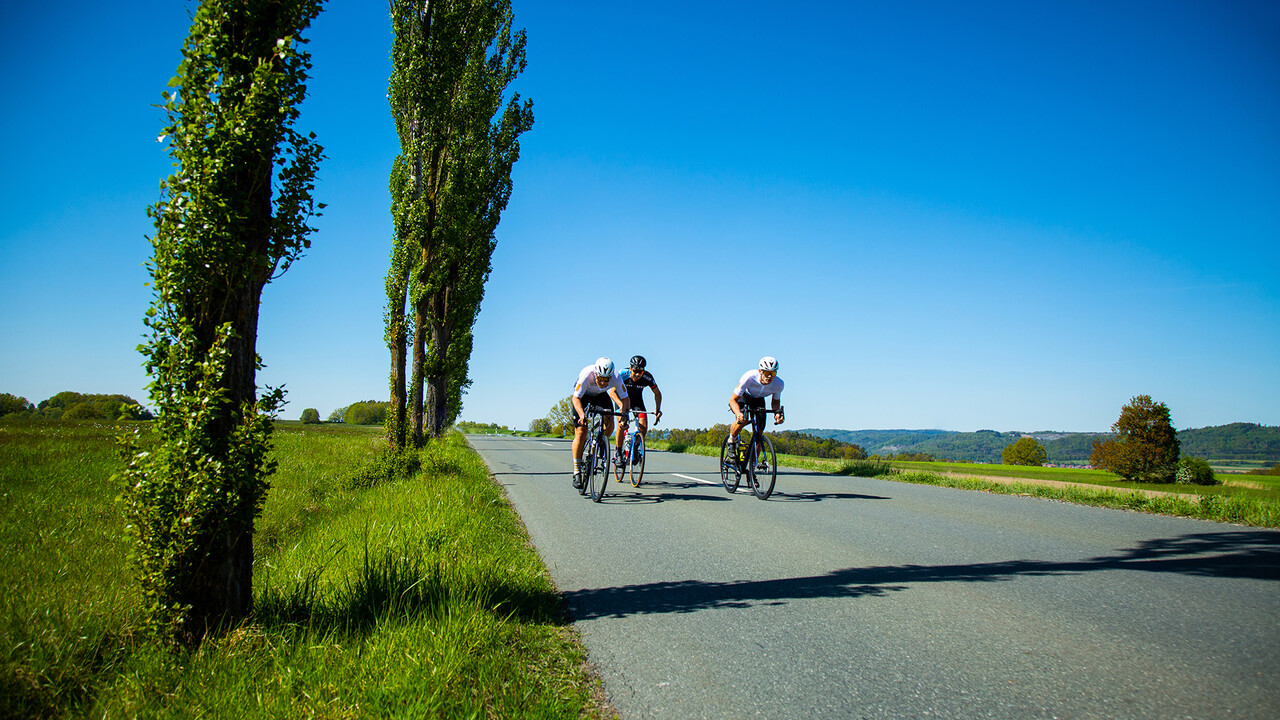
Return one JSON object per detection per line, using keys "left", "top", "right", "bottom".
{"left": 798, "top": 423, "right": 1280, "bottom": 465}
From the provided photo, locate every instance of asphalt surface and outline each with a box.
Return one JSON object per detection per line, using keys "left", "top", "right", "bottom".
{"left": 467, "top": 433, "right": 1280, "bottom": 720}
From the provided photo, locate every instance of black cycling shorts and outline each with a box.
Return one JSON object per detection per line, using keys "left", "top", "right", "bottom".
{"left": 572, "top": 392, "right": 614, "bottom": 425}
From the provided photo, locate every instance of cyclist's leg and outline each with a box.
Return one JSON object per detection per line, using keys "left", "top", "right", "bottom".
{"left": 635, "top": 399, "right": 648, "bottom": 438}
{"left": 620, "top": 398, "right": 644, "bottom": 462}
{"left": 727, "top": 400, "right": 747, "bottom": 441}
{"left": 619, "top": 400, "right": 637, "bottom": 451}
{"left": 736, "top": 396, "right": 764, "bottom": 443}
{"left": 571, "top": 402, "right": 587, "bottom": 485}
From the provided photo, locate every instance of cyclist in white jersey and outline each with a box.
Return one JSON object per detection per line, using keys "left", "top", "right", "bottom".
{"left": 727, "top": 356, "right": 784, "bottom": 454}
{"left": 571, "top": 357, "right": 630, "bottom": 488}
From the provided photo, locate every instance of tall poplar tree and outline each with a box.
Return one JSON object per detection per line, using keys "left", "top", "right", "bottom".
{"left": 387, "top": 0, "right": 532, "bottom": 445}
{"left": 122, "top": 0, "right": 324, "bottom": 638}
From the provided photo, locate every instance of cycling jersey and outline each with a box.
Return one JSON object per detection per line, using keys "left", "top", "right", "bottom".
{"left": 619, "top": 369, "right": 658, "bottom": 410}
{"left": 733, "top": 369, "right": 783, "bottom": 401}
{"left": 574, "top": 365, "right": 629, "bottom": 400}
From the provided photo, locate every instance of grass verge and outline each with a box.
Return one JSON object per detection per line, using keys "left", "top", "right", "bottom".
{"left": 646, "top": 438, "right": 1280, "bottom": 527}
{"left": 887, "top": 471, "right": 1280, "bottom": 527}
{"left": 1, "top": 417, "right": 603, "bottom": 719}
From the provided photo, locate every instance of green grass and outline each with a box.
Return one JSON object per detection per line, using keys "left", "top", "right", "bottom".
{"left": 1, "top": 417, "right": 603, "bottom": 719}
{"left": 645, "top": 438, "right": 1280, "bottom": 527}
{"left": 887, "top": 471, "right": 1280, "bottom": 527}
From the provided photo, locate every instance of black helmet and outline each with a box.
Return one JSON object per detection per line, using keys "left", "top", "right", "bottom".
{"left": 629, "top": 355, "right": 646, "bottom": 369}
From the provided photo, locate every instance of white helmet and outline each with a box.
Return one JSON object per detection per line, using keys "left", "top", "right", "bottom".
{"left": 594, "top": 357, "right": 615, "bottom": 378}
{"left": 759, "top": 356, "right": 779, "bottom": 372}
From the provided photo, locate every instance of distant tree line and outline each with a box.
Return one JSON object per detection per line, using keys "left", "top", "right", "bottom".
{"left": 0, "top": 391, "right": 152, "bottom": 420}
{"left": 802, "top": 423, "right": 1279, "bottom": 465}
{"left": 457, "top": 421, "right": 512, "bottom": 434}
{"left": 647, "top": 425, "right": 870, "bottom": 460}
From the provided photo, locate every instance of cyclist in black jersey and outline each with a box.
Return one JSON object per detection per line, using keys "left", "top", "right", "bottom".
{"left": 616, "top": 355, "right": 662, "bottom": 463}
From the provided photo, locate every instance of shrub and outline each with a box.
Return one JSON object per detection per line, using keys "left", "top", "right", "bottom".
{"left": 1175, "top": 457, "right": 1218, "bottom": 485}
{"left": 299, "top": 408, "right": 321, "bottom": 424}
{"left": 0, "top": 392, "right": 33, "bottom": 416}
{"left": 344, "top": 447, "right": 422, "bottom": 490}
{"left": 345, "top": 400, "right": 392, "bottom": 426}
{"left": 666, "top": 442, "right": 689, "bottom": 454}
{"left": 1002, "top": 437, "right": 1047, "bottom": 466}
{"left": 834, "top": 459, "right": 896, "bottom": 477}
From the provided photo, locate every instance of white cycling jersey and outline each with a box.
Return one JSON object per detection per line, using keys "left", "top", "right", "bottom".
{"left": 733, "top": 369, "right": 784, "bottom": 400}
{"left": 574, "top": 365, "right": 629, "bottom": 399}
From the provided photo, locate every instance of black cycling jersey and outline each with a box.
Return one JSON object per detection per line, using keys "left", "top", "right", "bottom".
{"left": 620, "top": 369, "right": 658, "bottom": 411}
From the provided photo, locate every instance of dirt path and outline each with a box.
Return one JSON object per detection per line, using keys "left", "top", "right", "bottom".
{"left": 933, "top": 470, "right": 1204, "bottom": 501}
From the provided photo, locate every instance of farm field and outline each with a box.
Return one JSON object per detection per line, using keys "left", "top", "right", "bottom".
{"left": 885, "top": 459, "right": 1280, "bottom": 501}
{"left": 0, "top": 418, "right": 600, "bottom": 719}
{"left": 634, "top": 437, "right": 1280, "bottom": 527}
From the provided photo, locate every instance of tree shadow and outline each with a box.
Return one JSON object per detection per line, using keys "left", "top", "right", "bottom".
{"left": 255, "top": 541, "right": 569, "bottom": 638}
{"left": 766, "top": 491, "right": 891, "bottom": 502}
{"left": 601, "top": 490, "right": 733, "bottom": 505}
{"left": 562, "top": 530, "right": 1280, "bottom": 621}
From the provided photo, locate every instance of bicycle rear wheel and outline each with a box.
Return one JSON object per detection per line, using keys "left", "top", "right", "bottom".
{"left": 630, "top": 433, "right": 645, "bottom": 487}
{"left": 581, "top": 443, "right": 593, "bottom": 491}
{"left": 578, "top": 438, "right": 592, "bottom": 496}
{"left": 719, "top": 435, "right": 740, "bottom": 493}
{"left": 750, "top": 435, "right": 776, "bottom": 500}
{"left": 590, "top": 431, "right": 610, "bottom": 502}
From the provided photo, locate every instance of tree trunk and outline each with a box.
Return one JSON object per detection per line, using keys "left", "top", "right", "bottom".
{"left": 182, "top": 145, "right": 274, "bottom": 632}
{"left": 425, "top": 315, "right": 452, "bottom": 438}
{"left": 410, "top": 302, "right": 427, "bottom": 447}
{"left": 388, "top": 261, "right": 411, "bottom": 449}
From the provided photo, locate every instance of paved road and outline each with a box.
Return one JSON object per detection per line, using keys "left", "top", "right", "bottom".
{"left": 467, "top": 434, "right": 1280, "bottom": 719}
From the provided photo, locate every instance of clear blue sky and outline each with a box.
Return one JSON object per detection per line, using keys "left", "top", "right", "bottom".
{"left": 2, "top": 1, "right": 1278, "bottom": 433}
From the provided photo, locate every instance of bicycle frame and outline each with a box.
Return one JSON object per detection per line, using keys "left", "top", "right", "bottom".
{"left": 617, "top": 409, "right": 658, "bottom": 487}
{"left": 580, "top": 403, "right": 626, "bottom": 502}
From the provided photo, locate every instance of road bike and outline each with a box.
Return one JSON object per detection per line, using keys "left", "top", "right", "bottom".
{"left": 719, "top": 405, "right": 783, "bottom": 500}
{"left": 578, "top": 404, "right": 625, "bottom": 502}
{"left": 614, "top": 409, "right": 658, "bottom": 487}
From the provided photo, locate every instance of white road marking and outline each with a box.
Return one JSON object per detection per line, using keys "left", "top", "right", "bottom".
{"left": 674, "top": 473, "right": 718, "bottom": 486}
{"left": 539, "top": 442, "right": 558, "bottom": 447}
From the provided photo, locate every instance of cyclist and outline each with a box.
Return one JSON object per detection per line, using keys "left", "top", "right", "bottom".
{"left": 727, "top": 356, "right": 784, "bottom": 466}
{"left": 616, "top": 355, "right": 663, "bottom": 466}
{"left": 571, "top": 357, "right": 630, "bottom": 488}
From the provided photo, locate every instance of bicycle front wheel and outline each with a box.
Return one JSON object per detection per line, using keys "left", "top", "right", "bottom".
{"left": 750, "top": 435, "right": 776, "bottom": 500}
{"left": 590, "top": 432, "right": 610, "bottom": 502}
{"left": 719, "top": 435, "right": 739, "bottom": 493}
{"left": 630, "top": 433, "right": 645, "bottom": 487}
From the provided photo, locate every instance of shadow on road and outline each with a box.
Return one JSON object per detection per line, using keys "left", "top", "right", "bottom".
{"left": 562, "top": 530, "right": 1280, "bottom": 620}
{"left": 767, "top": 490, "right": 891, "bottom": 502}
{"left": 602, "top": 490, "right": 734, "bottom": 504}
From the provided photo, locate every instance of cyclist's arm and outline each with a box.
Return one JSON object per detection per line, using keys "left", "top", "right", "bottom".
{"left": 572, "top": 394, "right": 588, "bottom": 427}
{"left": 729, "top": 393, "right": 744, "bottom": 422}
{"left": 652, "top": 385, "right": 663, "bottom": 419}
{"left": 610, "top": 387, "right": 631, "bottom": 417}
{"left": 771, "top": 396, "right": 784, "bottom": 424}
